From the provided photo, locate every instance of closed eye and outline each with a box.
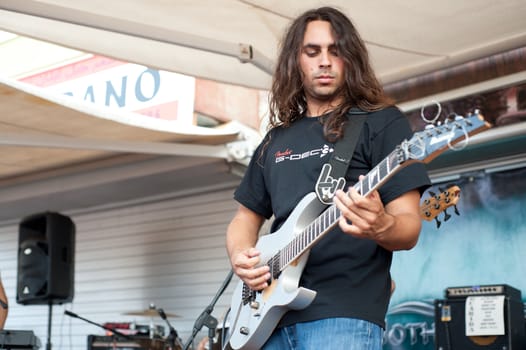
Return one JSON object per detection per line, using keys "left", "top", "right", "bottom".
{"left": 329, "top": 46, "right": 339, "bottom": 56}
{"left": 302, "top": 44, "right": 339, "bottom": 57}
{"left": 303, "top": 45, "right": 321, "bottom": 57}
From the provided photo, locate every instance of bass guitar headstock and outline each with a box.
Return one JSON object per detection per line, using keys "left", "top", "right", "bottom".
{"left": 421, "top": 185, "right": 461, "bottom": 228}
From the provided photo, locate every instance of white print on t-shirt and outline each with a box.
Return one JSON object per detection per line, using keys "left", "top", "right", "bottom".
{"left": 274, "top": 144, "right": 334, "bottom": 163}
{"left": 315, "top": 163, "right": 346, "bottom": 204}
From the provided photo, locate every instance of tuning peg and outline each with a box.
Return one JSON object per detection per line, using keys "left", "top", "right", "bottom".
{"left": 443, "top": 209, "right": 451, "bottom": 222}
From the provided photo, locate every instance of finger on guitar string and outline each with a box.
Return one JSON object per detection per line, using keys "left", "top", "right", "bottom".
{"left": 240, "top": 266, "right": 271, "bottom": 291}
{"left": 334, "top": 189, "right": 364, "bottom": 227}
{"left": 232, "top": 248, "right": 271, "bottom": 291}
{"left": 335, "top": 187, "right": 387, "bottom": 239}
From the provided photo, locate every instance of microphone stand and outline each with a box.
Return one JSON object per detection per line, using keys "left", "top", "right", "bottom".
{"left": 183, "top": 269, "right": 233, "bottom": 350}
{"left": 157, "top": 308, "right": 182, "bottom": 349}
{"left": 64, "top": 310, "right": 135, "bottom": 340}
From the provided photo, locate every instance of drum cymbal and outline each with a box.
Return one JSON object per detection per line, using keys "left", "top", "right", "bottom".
{"left": 123, "top": 308, "right": 180, "bottom": 318}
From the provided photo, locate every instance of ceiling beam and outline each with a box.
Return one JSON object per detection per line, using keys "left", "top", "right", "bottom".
{"left": 0, "top": 1, "right": 274, "bottom": 75}
{"left": 386, "top": 46, "right": 526, "bottom": 103}
{"left": 0, "top": 132, "right": 230, "bottom": 159}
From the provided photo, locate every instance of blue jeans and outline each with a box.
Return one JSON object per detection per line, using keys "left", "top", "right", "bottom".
{"left": 262, "top": 318, "right": 382, "bottom": 350}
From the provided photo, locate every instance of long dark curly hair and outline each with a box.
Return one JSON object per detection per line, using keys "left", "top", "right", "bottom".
{"left": 268, "top": 6, "right": 392, "bottom": 141}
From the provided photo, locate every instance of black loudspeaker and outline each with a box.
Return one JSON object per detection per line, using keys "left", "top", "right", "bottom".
{"left": 434, "top": 295, "right": 526, "bottom": 349}
{"left": 16, "top": 212, "right": 75, "bottom": 305}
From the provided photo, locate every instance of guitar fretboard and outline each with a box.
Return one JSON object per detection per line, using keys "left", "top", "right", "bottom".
{"left": 263, "top": 113, "right": 489, "bottom": 281}
{"left": 267, "top": 145, "right": 407, "bottom": 279}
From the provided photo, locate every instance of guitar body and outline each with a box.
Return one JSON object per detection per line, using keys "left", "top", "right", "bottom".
{"left": 228, "top": 192, "right": 325, "bottom": 349}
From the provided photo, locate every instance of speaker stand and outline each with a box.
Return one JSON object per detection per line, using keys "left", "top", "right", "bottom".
{"left": 46, "top": 303, "right": 53, "bottom": 350}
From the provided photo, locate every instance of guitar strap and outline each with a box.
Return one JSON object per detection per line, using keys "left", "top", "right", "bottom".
{"left": 315, "top": 108, "right": 367, "bottom": 204}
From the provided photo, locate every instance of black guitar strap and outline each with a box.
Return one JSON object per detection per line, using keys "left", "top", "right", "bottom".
{"left": 315, "top": 108, "right": 367, "bottom": 204}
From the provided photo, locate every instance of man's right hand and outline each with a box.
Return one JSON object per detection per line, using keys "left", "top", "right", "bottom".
{"left": 231, "top": 247, "right": 271, "bottom": 291}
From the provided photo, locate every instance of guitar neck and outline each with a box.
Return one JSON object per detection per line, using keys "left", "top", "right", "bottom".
{"left": 267, "top": 111, "right": 491, "bottom": 275}
{"left": 272, "top": 146, "right": 408, "bottom": 273}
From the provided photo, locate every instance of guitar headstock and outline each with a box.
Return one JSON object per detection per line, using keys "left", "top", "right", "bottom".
{"left": 405, "top": 110, "right": 491, "bottom": 164}
{"left": 421, "top": 185, "right": 461, "bottom": 228}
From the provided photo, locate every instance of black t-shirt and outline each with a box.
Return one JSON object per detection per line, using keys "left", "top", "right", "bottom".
{"left": 234, "top": 106, "right": 431, "bottom": 328}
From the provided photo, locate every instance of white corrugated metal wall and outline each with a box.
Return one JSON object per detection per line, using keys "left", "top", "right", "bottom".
{"left": 0, "top": 184, "right": 240, "bottom": 350}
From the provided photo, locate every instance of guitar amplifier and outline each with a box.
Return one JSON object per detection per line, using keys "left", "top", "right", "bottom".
{"left": 445, "top": 284, "right": 522, "bottom": 301}
{"left": 87, "top": 335, "right": 167, "bottom": 350}
{"left": 0, "top": 330, "right": 41, "bottom": 349}
{"left": 435, "top": 284, "right": 526, "bottom": 350}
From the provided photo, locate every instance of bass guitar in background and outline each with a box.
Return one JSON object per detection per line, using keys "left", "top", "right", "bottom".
{"left": 420, "top": 185, "right": 461, "bottom": 228}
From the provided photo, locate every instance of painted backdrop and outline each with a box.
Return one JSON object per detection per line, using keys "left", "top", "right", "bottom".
{"left": 385, "top": 167, "right": 526, "bottom": 349}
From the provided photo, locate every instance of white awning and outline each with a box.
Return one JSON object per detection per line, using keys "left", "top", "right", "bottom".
{"left": 1, "top": 0, "right": 525, "bottom": 89}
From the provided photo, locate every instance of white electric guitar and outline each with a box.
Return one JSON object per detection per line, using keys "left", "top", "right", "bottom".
{"left": 227, "top": 111, "right": 491, "bottom": 350}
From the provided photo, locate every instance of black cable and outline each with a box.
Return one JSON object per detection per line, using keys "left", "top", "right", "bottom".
{"left": 220, "top": 307, "right": 231, "bottom": 350}
{"left": 182, "top": 269, "right": 234, "bottom": 350}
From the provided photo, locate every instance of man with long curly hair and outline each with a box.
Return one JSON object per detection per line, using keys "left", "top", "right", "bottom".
{"left": 226, "top": 7, "right": 430, "bottom": 349}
